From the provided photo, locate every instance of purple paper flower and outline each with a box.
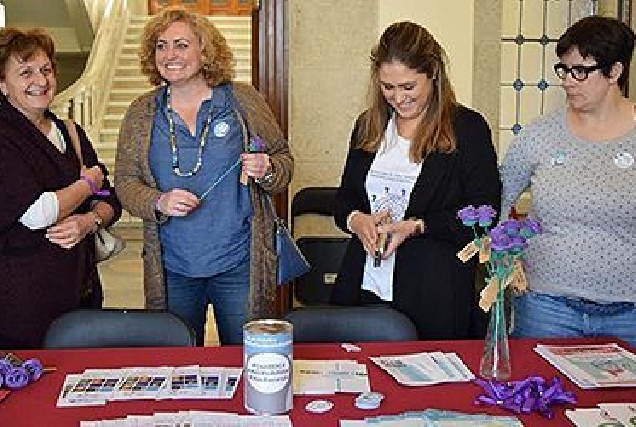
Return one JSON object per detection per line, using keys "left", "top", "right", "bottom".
{"left": 500, "top": 219, "right": 522, "bottom": 236}
{"left": 489, "top": 226, "right": 513, "bottom": 252}
{"left": 249, "top": 135, "right": 266, "bottom": 153}
{"left": 457, "top": 205, "right": 479, "bottom": 226}
{"left": 519, "top": 218, "right": 541, "bottom": 238}
{"left": 477, "top": 205, "right": 497, "bottom": 227}
{"left": 510, "top": 235, "right": 528, "bottom": 252}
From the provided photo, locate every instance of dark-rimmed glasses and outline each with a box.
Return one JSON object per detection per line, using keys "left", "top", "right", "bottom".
{"left": 554, "top": 63, "right": 608, "bottom": 82}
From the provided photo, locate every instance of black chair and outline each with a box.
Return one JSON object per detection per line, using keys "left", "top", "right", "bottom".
{"left": 283, "top": 305, "right": 418, "bottom": 343}
{"left": 43, "top": 308, "right": 196, "bottom": 348}
{"left": 290, "top": 187, "right": 350, "bottom": 305}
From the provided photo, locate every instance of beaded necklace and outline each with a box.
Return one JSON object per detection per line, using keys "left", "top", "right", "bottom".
{"left": 165, "top": 85, "right": 215, "bottom": 177}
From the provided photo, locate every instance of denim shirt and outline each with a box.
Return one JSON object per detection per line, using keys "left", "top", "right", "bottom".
{"left": 149, "top": 84, "right": 252, "bottom": 277}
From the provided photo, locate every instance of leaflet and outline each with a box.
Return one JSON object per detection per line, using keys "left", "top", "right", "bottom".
{"left": 535, "top": 343, "right": 636, "bottom": 389}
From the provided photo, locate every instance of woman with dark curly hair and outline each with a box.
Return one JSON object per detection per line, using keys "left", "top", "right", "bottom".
{"left": 115, "top": 7, "right": 293, "bottom": 345}
{"left": 0, "top": 27, "right": 121, "bottom": 348}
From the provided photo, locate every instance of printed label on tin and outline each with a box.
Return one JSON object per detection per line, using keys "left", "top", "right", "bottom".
{"left": 246, "top": 353, "right": 290, "bottom": 394}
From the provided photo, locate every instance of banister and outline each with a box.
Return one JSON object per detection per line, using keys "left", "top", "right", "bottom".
{"left": 51, "top": 0, "right": 130, "bottom": 143}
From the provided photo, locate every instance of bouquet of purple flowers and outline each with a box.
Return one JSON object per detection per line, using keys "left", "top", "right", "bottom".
{"left": 456, "top": 205, "right": 540, "bottom": 311}
{"left": 457, "top": 204, "right": 541, "bottom": 381}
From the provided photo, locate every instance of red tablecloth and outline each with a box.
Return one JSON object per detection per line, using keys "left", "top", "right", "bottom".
{"left": 1, "top": 338, "right": 635, "bottom": 426}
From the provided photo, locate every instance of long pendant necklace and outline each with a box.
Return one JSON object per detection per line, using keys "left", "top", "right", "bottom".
{"left": 166, "top": 85, "right": 215, "bottom": 177}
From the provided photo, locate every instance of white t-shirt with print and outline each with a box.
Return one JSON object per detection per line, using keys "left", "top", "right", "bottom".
{"left": 362, "top": 117, "right": 422, "bottom": 301}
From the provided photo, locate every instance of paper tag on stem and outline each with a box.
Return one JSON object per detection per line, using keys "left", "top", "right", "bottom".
{"left": 457, "top": 241, "right": 479, "bottom": 263}
{"left": 479, "top": 276, "right": 499, "bottom": 311}
{"left": 479, "top": 236, "right": 491, "bottom": 264}
{"left": 510, "top": 260, "right": 528, "bottom": 294}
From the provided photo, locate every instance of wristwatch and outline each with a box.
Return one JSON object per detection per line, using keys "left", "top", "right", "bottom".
{"left": 90, "top": 210, "right": 103, "bottom": 233}
{"left": 256, "top": 165, "right": 274, "bottom": 185}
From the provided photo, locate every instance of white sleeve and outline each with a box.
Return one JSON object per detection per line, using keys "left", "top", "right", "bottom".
{"left": 19, "top": 192, "right": 60, "bottom": 229}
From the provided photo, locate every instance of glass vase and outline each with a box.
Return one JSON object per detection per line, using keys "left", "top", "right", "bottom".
{"left": 479, "top": 279, "right": 511, "bottom": 380}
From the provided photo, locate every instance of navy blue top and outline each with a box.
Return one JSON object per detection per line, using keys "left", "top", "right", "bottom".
{"left": 149, "top": 84, "right": 251, "bottom": 277}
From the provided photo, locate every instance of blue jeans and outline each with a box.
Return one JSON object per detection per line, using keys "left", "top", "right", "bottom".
{"left": 511, "top": 291, "right": 636, "bottom": 349}
{"left": 165, "top": 259, "right": 250, "bottom": 346}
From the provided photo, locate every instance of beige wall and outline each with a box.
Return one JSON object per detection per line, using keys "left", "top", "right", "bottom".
{"left": 289, "top": 0, "right": 377, "bottom": 195}
{"left": 378, "top": 0, "right": 475, "bottom": 106}
{"left": 289, "top": 0, "right": 479, "bottom": 197}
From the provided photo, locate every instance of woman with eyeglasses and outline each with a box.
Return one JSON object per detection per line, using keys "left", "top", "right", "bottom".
{"left": 114, "top": 7, "right": 292, "bottom": 345}
{"left": 500, "top": 16, "right": 636, "bottom": 348}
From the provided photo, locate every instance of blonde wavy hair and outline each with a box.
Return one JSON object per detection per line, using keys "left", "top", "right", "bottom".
{"left": 358, "top": 21, "right": 457, "bottom": 162}
{"left": 139, "top": 7, "right": 234, "bottom": 87}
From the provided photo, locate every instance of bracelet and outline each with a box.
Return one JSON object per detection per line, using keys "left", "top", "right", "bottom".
{"left": 80, "top": 175, "right": 110, "bottom": 196}
{"left": 346, "top": 210, "right": 361, "bottom": 232}
{"left": 255, "top": 165, "right": 274, "bottom": 185}
{"left": 407, "top": 217, "right": 425, "bottom": 236}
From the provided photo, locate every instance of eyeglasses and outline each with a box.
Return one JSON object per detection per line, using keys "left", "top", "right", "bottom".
{"left": 553, "top": 63, "right": 608, "bottom": 82}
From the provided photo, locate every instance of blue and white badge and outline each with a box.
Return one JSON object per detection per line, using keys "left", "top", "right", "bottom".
{"left": 213, "top": 121, "right": 230, "bottom": 138}
{"left": 551, "top": 149, "right": 567, "bottom": 166}
{"left": 614, "top": 151, "right": 634, "bottom": 169}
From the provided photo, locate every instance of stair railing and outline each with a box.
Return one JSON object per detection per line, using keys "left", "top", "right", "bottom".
{"left": 51, "top": 0, "right": 130, "bottom": 142}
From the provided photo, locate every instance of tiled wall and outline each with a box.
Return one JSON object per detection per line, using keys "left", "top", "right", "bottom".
{"left": 496, "top": 0, "right": 600, "bottom": 159}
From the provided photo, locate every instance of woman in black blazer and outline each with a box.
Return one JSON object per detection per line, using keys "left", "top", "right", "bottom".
{"left": 331, "top": 21, "right": 501, "bottom": 340}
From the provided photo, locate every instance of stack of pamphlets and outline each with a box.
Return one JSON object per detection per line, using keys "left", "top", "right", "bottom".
{"left": 340, "top": 409, "right": 522, "bottom": 426}
{"left": 566, "top": 402, "right": 636, "bottom": 426}
{"left": 293, "top": 359, "right": 370, "bottom": 394}
{"left": 534, "top": 343, "right": 636, "bottom": 389}
{"left": 369, "top": 352, "right": 474, "bottom": 386}
{"left": 57, "top": 366, "right": 242, "bottom": 407}
{"left": 80, "top": 411, "right": 292, "bottom": 426}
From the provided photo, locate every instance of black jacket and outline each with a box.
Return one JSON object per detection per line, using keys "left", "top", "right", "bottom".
{"left": 331, "top": 105, "right": 501, "bottom": 339}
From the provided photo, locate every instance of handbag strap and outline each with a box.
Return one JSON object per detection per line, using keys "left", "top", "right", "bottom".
{"left": 63, "top": 119, "right": 84, "bottom": 167}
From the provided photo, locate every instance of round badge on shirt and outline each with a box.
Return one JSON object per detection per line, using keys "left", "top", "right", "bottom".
{"left": 614, "top": 151, "right": 634, "bottom": 169}
{"left": 214, "top": 121, "right": 230, "bottom": 138}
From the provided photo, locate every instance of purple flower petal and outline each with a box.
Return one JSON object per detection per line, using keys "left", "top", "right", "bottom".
{"left": 477, "top": 205, "right": 497, "bottom": 226}
{"left": 457, "top": 205, "right": 479, "bottom": 226}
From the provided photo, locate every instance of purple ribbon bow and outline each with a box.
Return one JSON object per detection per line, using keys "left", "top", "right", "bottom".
{"left": 474, "top": 376, "right": 576, "bottom": 419}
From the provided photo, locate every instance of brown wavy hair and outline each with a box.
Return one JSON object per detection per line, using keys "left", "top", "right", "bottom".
{"left": 358, "top": 21, "right": 456, "bottom": 162}
{"left": 139, "top": 7, "right": 234, "bottom": 87}
{"left": 0, "top": 27, "right": 56, "bottom": 81}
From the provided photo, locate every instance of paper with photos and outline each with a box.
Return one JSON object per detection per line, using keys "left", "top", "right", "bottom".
{"left": 112, "top": 367, "right": 172, "bottom": 400}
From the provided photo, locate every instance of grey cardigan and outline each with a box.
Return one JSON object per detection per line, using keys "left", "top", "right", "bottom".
{"left": 114, "top": 82, "right": 293, "bottom": 319}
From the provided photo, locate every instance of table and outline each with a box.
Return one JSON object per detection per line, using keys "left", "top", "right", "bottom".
{"left": 1, "top": 338, "right": 634, "bottom": 426}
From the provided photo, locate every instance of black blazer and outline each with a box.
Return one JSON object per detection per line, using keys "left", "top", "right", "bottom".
{"left": 331, "top": 105, "right": 502, "bottom": 340}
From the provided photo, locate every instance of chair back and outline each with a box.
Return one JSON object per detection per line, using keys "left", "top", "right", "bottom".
{"left": 295, "top": 237, "right": 349, "bottom": 304}
{"left": 43, "top": 309, "right": 196, "bottom": 348}
{"left": 290, "top": 186, "right": 349, "bottom": 305}
{"left": 290, "top": 186, "right": 339, "bottom": 224}
{"left": 283, "top": 305, "right": 418, "bottom": 343}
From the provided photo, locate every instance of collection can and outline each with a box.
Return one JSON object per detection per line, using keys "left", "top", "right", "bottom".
{"left": 243, "top": 319, "right": 293, "bottom": 415}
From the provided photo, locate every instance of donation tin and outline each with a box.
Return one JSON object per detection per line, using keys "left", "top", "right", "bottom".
{"left": 243, "top": 319, "right": 293, "bottom": 414}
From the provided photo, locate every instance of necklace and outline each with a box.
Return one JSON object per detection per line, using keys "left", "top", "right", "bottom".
{"left": 165, "top": 85, "right": 215, "bottom": 177}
